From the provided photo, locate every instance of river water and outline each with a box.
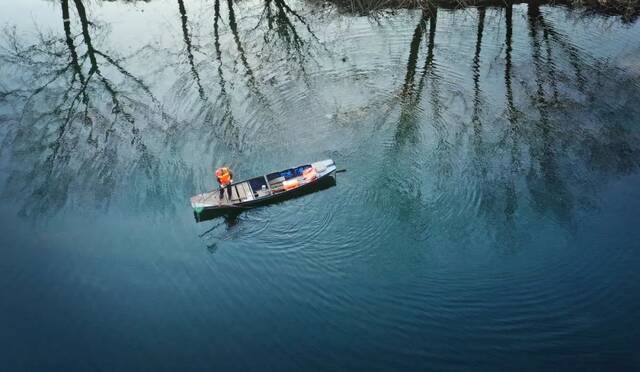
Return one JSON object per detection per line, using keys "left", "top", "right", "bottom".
{"left": 1, "top": 0, "right": 640, "bottom": 370}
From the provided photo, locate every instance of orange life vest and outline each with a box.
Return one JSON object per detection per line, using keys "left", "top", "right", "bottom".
{"left": 303, "top": 166, "right": 317, "bottom": 182}
{"left": 215, "top": 167, "right": 232, "bottom": 186}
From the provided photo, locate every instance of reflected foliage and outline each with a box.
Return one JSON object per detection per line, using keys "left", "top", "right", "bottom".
{"left": 327, "top": 0, "right": 640, "bottom": 23}
{"left": 395, "top": 7, "right": 435, "bottom": 146}
{"left": 169, "top": 0, "right": 322, "bottom": 148}
{"left": 0, "top": 0, "right": 324, "bottom": 217}
{"left": 178, "top": 0, "right": 206, "bottom": 100}
{"left": 0, "top": 0, "right": 162, "bottom": 216}
{"left": 0, "top": 0, "right": 639, "bottom": 237}
{"left": 373, "top": 2, "right": 640, "bottom": 241}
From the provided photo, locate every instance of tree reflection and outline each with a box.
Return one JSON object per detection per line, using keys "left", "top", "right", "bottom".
{"left": 526, "top": 1, "right": 568, "bottom": 220}
{"left": 211, "top": 0, "right": 240, "bottom": 144}
{"left": 502, "top": 2, "right": 518, "bottom": 231}
{"left": 173, "top": 0, "right": 321, "bottom": 148}
{"left": 1, "top": 0, "right": 160, "bottom": 216}
{"left": 367, "top": 2, "right": 640, "bottom": 240}
{"left": 499, "top": 2, "right": 637, "bottom": 228}
{"left": 471, "top": 6, "right": 485, "bottom": 147}
{"left": 1, "top": 0, "right": 639, "bottom": 235}
{"left": 375, "top": 5, "right": 441, "bottom": 239}
{"left": 259, "top": 0, "right": 321, "bottom": 65}
{"left": 0, "top": 0, "right": 326, "bottom": 217}
{"left": 395, "top": 4, "right": 438, "bottom": 147}
{"left": 178, "top": 0, "right": 206, "bottom": 100}
{"left": 227, "top": 0, "right": 262, "bottom": 96}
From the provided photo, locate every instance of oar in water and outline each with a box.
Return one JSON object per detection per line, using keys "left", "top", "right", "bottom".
{"left": 198, "top": 220, "right": 225, "bottom": 237}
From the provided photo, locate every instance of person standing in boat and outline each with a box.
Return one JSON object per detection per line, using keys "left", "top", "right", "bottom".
{"left": 215, "top": 167, "right": 234, "bottom": 203}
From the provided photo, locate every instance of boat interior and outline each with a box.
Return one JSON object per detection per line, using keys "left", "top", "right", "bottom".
{"left": 191, "top": 164, "right": 317, "bottom": 207}
{"left": 266, "top": 165, "right": 311, "bottom": 193}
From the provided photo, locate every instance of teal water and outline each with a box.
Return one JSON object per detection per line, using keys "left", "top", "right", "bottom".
{"left": 1, "top": 0, "right": 640, "bottom": 370}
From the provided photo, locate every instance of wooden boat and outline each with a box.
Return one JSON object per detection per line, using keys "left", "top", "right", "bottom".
{"left": 191, "top": 159, "right": 337, "bottom": 220}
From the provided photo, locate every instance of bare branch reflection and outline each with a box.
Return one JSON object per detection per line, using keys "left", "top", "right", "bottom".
{"left": 0, "top": 0, "right": 162, "bottom": 216}
{"left": 0, "top": 0, "right": 638, "bottom": 233}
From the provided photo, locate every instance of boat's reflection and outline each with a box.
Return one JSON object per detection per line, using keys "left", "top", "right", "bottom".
{"left": 197, "top": 212, "right": 241, "bottom": 253}
{"left": 196, "top": 176, "right": 337, "bottom": 253}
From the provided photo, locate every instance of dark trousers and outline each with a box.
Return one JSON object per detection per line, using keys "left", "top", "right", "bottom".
{"left": 219, "top": 185, "right": 232, "bottom": 200}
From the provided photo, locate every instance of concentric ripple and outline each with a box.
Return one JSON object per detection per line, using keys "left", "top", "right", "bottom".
{"left": 1, "top": 1, "right": 640, "bottom": 370}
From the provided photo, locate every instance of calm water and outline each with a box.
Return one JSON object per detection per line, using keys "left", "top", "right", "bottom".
{"left": 1, "top": 0, "right": 640, "bottom": 370}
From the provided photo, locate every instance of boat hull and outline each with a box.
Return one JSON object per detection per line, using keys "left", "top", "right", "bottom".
{"left": 192, "top": 160, "right": 337, "bottom": 222}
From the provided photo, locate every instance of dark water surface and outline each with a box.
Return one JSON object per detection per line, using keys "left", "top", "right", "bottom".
{"left": 1, "top": 0, "right": 640, "bottom": 370}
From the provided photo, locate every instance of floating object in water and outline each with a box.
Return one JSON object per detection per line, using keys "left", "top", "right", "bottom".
{"left": 191, "top": 159, "right": 338, "bottom": 221}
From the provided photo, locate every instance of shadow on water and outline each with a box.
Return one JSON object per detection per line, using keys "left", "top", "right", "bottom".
{"left": 198, "top": 212, "right": 242, "bottom": 253}
{"left": 526, "top": 0, "right": 573, "bottom": 222}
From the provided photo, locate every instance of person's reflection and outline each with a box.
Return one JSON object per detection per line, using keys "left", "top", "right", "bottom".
{"left": 200, "top": 212, "right": 241, "bottom": 254}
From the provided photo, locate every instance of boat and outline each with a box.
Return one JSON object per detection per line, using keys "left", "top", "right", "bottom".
{"left": 191, "top": 159, "right": 337, "bottom": 221}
